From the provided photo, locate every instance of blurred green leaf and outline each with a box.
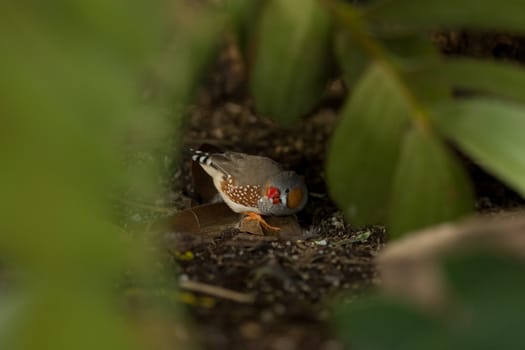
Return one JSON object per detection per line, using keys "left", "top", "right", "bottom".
{"left": 226, "top": 0, "right": 267, "bottom": 57}
{"left": 409, "top": 58, "right": 525, "bottom": 104}
{"left": 0, "top": 0, "right": 208, "bottom": 349}
{"left": 382, "top": 34, "right": 448, "bottom": 104}
{"left": 334, "top": 253, "right": 525, "bottom": 350}
{"left": 388, "top": 128, "right": 473, "bottom": 237}
{"left": 335, "top": 30, "right": 369, "bottom": 87}
{"left": 326, "top": 1, "right": 525, "bottom": 236}
{"left": 435, "top": 99, "right": 525, "bottom": 197}
{"left": 251, "top": 0, "right": 333, "bottom": 123}
{"left": 334, "top": 297, "right": 447, "bottom": 350}
{"left": 0, "top": 1, "right": 165, "bottom": 64}
{"left": 382, "top": 34, "right": 440, "bottom": 70}
{"left": 129, "top": 3, "right": 222, "bottom": 198}
{"left": 327, "top": 64, "right": 409, "bottom": 225}
{"left": 444, "top": 254, "right": 525, "bottom": 349}
{"left": 328, "top": 29, "right": 473, "bottom": 235}
{"left": 366, "top": 0, "right": 525, "bottom": 34}
{"left": 4, "top": 289, "right": 135, "bottom": 350}
{"left": 445, "top": 254, "right": 525, "bottom": 311}
{"left": 329, "top": 1, "right": 472, "bottom": 235}
{"left": 0, "top": 0, "right": 144, "bottom": 277}
{"left": 158, "top": 4, "right": 223, "bottom": 108}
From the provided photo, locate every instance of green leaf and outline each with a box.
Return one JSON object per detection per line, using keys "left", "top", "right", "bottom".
{"left": 333, "top": 253, "right": 525, "bottom": 350}
{"left": 334, "top": 30, "right": 369, "bottom": 87}
{"left": 251, "top": 0, "right": 332, "bottom": 123}
{"left": 0, "top": 1, "right": 193, "bottom": 349}
{"left": 384, "top": 35, "right": 448, "bottom": 105}
{"left": 334, "top": 297, "right": 448, "bottom": 350}
{"left": 445, "top": 253, "right": 525, "bottom": 304}
{"left": 328, "top": 1, "right": 525, "bottom": 236}
{"left": 388, "top": 128, "right": 473, "bottom": 237}
{"left": 435, "top": 99, "right": 525, "bottom": 197}
{"left": 444, "top": 254, "right": 525, "bottom": 350}
{"left": 226, "top": 0, "right": 267, "bottom": 57}
{"left": 408, "top": 58, "right": 525, "bottom": 105}
{"left": 366, "top": 0, "right": 525, "bottom": 34}
{"left": 327, "top": 64, "right": 410, "bottom": 224}
{"left": 162, "top": 5, "right": 223, "bottom": 107}
{"left": 382, "top": 34, "right": 441, "bottom": 70}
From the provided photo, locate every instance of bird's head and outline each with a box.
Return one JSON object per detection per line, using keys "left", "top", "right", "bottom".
{"left": 258, "top": 171, "right": 308, "bottom": 216}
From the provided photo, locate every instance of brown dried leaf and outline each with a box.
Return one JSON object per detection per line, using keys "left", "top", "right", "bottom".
{"left": 378, "top": 210, "right": 525, "bottom": 310}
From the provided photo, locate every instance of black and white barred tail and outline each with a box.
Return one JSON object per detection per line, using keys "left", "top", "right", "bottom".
{"left": 190, "top": 149, "right": 213, "bottom": 166}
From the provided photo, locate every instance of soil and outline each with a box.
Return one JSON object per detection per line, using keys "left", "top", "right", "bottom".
{"left": 157, "top": 32, "right": 525, "bottom": 350}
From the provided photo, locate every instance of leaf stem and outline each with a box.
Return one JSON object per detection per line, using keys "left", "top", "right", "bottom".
{"left": 324, "top": 0, "right": 432, "bottom": 132}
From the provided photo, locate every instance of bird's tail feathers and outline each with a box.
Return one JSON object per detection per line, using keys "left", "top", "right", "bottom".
{"left": 189, "top": 149, "right": 214, "bottom": 166}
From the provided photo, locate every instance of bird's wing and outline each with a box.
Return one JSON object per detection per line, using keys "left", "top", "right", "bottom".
{"left": 210, "top": 152, "right": 282, "bottom": 186}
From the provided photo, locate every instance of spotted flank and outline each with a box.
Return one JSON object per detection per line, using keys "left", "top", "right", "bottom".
{"left": 220, "top": 175, "right": 261, "bottom": 209}
{"left": 190, "top": 149, "right": 213, "bottom": 166}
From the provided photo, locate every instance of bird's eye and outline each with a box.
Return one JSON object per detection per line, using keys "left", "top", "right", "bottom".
{"left": 285, "top": 189, "right": 290, "bottom": 194}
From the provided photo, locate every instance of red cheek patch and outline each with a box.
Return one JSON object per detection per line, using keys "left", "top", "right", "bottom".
{"left": 267, "top": 187, "right": 281, "bottom": 204}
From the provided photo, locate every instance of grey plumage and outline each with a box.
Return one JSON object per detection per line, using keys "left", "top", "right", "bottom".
{"left": 192, "top": 150, "right": 282, "bottom": 185}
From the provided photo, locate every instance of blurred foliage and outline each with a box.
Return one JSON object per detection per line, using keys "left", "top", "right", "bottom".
{"left": 163, "top": 0, "right": 525, "bottom": 238}
{"left": 324, "top": 0, "right": 525, "bottom": 237}
{"left": 227, "top": 0, "right": 525, "bottom": 237}
{"left": 4, "top": 0, "right": 525, "bottom": 347}
{"left": 0, "top": 1, "right": 219, "bottom": 349}
{"left": 333, "top": 253, "right": 525, "bottom": 350}
{"left": 249, "top": 0, "right": 333, "bottom": 124}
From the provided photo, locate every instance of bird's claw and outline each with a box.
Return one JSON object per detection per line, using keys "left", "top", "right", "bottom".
{"left": 244, "top": 212, "right": 281, "bottom": 232}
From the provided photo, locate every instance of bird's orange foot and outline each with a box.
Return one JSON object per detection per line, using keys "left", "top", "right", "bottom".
{"left": 244, "top": 212, "right": 281, "bottom": 232}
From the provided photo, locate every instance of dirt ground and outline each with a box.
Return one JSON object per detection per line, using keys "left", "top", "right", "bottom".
{"left": 160, "top": 33, "right": 525, "bottom": 349}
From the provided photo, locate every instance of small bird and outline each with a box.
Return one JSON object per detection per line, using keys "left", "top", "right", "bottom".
{"left": 190, "top": 149, "right": 308, "bottom": 231}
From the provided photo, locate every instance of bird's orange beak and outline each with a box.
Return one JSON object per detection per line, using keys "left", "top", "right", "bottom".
{"left": 266, "top": 186, "right": 281, "bottom": 204}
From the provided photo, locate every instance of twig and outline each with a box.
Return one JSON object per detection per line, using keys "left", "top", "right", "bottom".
{"left": 179, "top": 279, "right": 255, "bottom": 304}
